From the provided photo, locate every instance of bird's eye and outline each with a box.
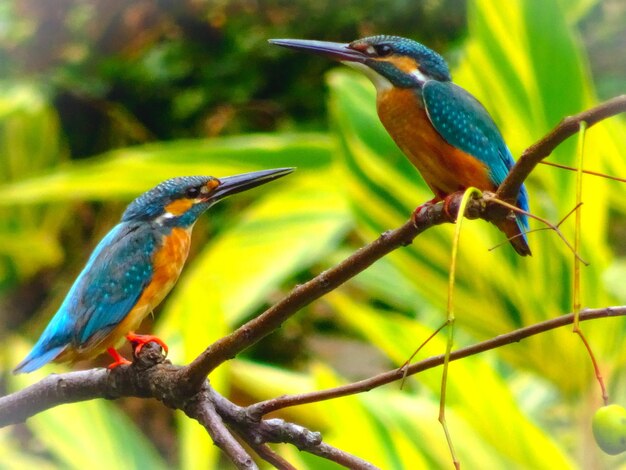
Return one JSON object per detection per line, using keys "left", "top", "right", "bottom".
{"left": 185, "top": 187, "right": 200, "bottom": 198}
{"left": 373, "top": 44, "right": 393, "bottom": 57}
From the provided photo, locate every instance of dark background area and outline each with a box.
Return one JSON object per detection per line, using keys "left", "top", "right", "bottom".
{"left": 2, "top": 1, "right": 622, "bottom": 156}
{"left": 2, "top": 0, "right": 471, "bottom": 156}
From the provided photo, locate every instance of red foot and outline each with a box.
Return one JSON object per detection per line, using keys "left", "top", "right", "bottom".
{"left": 441, "top": 194, "right": 458, "bottom": 221}
{"left": 106, "top": 347, "right": 131, "bottom": 369}
{"left": 125, "top": 332, "right": 169, "bottom": 357}
{"left": 412, "top": 197, "right": 440, "bottom": 225}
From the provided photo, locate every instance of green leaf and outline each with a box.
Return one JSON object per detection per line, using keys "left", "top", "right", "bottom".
{"left": 0, "top": 428, "right": 56, "bottom": 470}
{"left": 0, "top": 132, "right": 333, "bottom": 204}
{"left": 230, "top": 360, "right": 328, "bottom": 428}
{"left": 0, "top": 84, "right": 69, "bottom": 285}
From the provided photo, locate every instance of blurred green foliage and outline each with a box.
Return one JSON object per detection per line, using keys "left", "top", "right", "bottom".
{"left": 1, "top": 0, "right": 626, "bottom": 469}
{"left": 0, "top": 85, "right": 69, "bottom": 295}
{"left": 0, "top": 0, "right": 466, "bottom": 156}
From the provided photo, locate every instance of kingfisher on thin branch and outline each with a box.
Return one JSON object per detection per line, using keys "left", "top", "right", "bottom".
{"left": 270, "top": 35, "right": 531, "bottom": 256}
{"left": 14, "top": 168, "right": 294, "bottom": 373}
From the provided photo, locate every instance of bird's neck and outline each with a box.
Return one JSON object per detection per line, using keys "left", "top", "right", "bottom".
{"left": 154, "top": 202, "right": 210, "bottom": 230}
{"left": 346, "top": 60, "right": 428, "bottom": 92}
{"left": 344, "top": 62, "right": 394, "bottom": 92}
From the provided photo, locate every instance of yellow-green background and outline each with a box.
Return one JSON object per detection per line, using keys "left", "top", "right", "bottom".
{"left": 1, "top": 0, "right": 625, "bottom": 468}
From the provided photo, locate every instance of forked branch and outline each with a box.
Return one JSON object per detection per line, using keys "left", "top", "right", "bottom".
{"left": 2, "top": 96, "right": 625, "bottom": 469}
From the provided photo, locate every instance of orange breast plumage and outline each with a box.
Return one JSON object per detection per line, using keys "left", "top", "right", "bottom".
{"left": 376, "top": 88, "right": 495, "bottom": 199}
{"left": 94, "top": 226, "right": 192, "bottom": 351}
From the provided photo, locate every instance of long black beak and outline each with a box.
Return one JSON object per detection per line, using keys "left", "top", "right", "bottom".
{"left": 268, "top": 38, "right": 367, "bottom": 63}
{"left": 212, "top": 167, "right": 294, "bottom": 201}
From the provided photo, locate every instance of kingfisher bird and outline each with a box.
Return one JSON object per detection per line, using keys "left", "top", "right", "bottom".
{"left": 14, "top": 168, "right": 294, "bottom": 373}
{"left": 270, "top": 35, "right": 531, "bottom": 256}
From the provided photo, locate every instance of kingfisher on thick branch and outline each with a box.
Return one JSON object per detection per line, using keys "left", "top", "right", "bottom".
{"left": 14, "top": 168, "right": 294, "bottom": 373}
{"left": 270, "top": 35, "right": 531, "bottom": 256}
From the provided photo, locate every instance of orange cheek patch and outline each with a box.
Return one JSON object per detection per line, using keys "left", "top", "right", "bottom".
{"left": 382, "top": 56, "right": 419, "bottom": 74}
{"left": 165, "top": 198, "right": 194, "bottom": 216}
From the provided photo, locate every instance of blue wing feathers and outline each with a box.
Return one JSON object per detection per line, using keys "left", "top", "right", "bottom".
{"left": 13, "top": 345, "right": 66, "bottom": 374}
{"left": 422, "top": 81, "right": 512, "bottom": 185}
{"left": 14, "top": 222, "right": 157, "bottom": 373}
{"left": 78, "top": 224, "right": 156, "bottom": 343}
{"left": 422, "top": 80, "right": 529, "bottom": 233}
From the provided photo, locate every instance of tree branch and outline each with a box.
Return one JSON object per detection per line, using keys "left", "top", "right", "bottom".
{"left": 180, "top": 96, "right": 626, "bottom": 391}
{"left": 184, "top": 389, "right": 258, "bottom": 470}
{"left": 207, "top": 385, "right": 378, "bottom": 469}
{"left": 497, "top": 94, "right": 626, "bottom": 202}
{"left": 0, "top": 343, "right": 377, "bottom": 469}
{"left": 247, "top": 306, "right": 626, "bottom": 418}
{"left": 182, "top": 198, "right": 466, "bottom": 390}
{"left": 2, "top": 97, "right": 625, "bottom": 468}
{"left": 4, "top": 307, "right": 625, "bottom": 427}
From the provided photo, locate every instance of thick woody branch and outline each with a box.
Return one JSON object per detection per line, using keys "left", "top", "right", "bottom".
{"left": 0, "top": 343, "right": 373, "bottom": 469}
{"left": 183, "top": 389, "right": 257, "bottom": 470}
{"left": 182, "top": 199, "right": 463, "bottom": 389}
{"left": 182, "top": 96, "right": 626, "bottom": 390}
{"left": 207, "top": 384, "right": 378, "bottom": 469}
{"left": 2, "top": 311, "right": 625, "bottom": 468}
{"left": 497, "top": 94, "right": 626, "bottom": 203}
{"left": 1, "top": 98, "right": 624, "bottom": 469}
{"left": 2, "top": 308, "right": 625, "bottom": 441}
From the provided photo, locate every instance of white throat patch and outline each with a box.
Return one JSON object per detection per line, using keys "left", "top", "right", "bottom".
{"left": 409, "top": 68, "right": 428, "bottom": 85}
{"left": 155, "top": 211, "right": 176, "bottom": 225}
{"left": 343, "top": 61, "right": 393, "bottom": 92}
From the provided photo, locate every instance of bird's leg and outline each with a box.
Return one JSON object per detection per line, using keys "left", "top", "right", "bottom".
{"left": 441, "top": 193, "right": 459, "bottom": 221}
{"left": 411, "top": 196, "right": 441, "bottom": 225}
{"left": 412, "top": 190, "right": 462, "bottom": 226}
{"left": 106, "top": 347, "right": 131, "bottom": 369}
{"left": 126, "top": 332, "right": 169, "bottom": 357}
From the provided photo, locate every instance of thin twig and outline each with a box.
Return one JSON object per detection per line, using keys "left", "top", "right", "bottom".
{"left": 246, "top": 306, "right": 626, "bottom": 418}
{"left": 540, "top": 161, "right": 626, "bottom": 184}
{"left": 485, "top": 195, "right": 588, "bottom": 264}
{"left": 497, "top": 94, "right": 626, "bottom": 203}
{"left": 1, "top": 97, "right": 624, "bottom": 469}
{"left": 244, "top": 443, "right": 296, "bottom": 470}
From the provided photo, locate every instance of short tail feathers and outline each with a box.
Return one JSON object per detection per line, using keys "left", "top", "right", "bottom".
{"left": 509, "top": 184, "right": 531, "bottom": 256}
{"left": 14, "top": 303, "right": 75, "bottom": 373}
{"left": 497, "top": 210, "right": 531, "bottom": 256}
{"left": 13, "top": 344, "right": 66, "bottom": 374}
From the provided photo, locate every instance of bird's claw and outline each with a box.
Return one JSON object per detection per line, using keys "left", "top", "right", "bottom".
{"left": 441, "top": 194, "right": 457, "bottom": 221}
{"left": 125, "top": 333, "right": 169, "bottom": 357}
{"left": 412, "top": 198, "right": 439, "bottom": 226}
{"left": 106, "top": 347, "right": 131, "bottom": 369}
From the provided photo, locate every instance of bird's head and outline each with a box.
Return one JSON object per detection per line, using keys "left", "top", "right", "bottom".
{"left": 122, "top": 168, "right": 294, "bottom": 227}
{"left": 270, "top": 35, "right": 451, "bottom": 92}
